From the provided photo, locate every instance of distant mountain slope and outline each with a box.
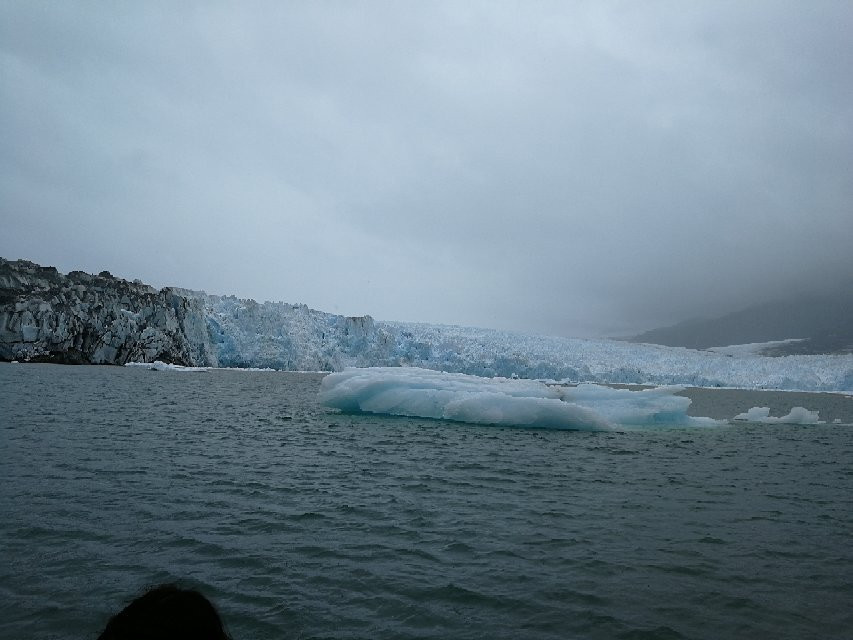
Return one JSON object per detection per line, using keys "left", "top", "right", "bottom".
{"left": 630, "top": 289, "right": 853, "bottom": 355}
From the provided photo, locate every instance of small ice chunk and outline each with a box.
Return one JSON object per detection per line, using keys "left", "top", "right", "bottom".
{"left": 733, "top": 406, "right": 822, "bottom": 424}
{"left": 124, "top": 361, "right": 209, "bottom": 372}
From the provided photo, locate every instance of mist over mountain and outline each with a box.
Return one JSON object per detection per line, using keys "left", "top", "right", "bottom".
{"left": 630, "top": 287, "right": 853, "bottom": 355}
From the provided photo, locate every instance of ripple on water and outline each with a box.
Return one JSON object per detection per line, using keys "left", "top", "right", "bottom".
{"left": 1, "top": 365, "right": 852, "bottom": 639}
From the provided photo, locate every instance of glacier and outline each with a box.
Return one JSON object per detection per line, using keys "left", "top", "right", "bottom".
{"left": 2, "top": 258, "right": 851, "bottom": 392}
{"left": 202, "top": 298, "right": 852, "bottom": 392}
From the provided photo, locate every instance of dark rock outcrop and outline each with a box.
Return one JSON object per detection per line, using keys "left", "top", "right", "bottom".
{"left": 0, "top": 258, "right": 213, "bottom": 365}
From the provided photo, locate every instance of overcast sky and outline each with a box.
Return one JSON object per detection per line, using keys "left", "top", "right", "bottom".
{"left": 1, "top": 2, "right": 851, "bottom": 337}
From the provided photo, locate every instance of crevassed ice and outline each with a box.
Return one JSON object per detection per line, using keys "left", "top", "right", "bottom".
{"left": 197, "top": 295, "right": 853, "bottom": 392}
{"left": 319, "top": 367, "right": 720, "bottom": 431}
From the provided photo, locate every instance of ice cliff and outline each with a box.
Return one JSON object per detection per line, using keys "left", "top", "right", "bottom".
{"left": 2, "top": 258, "right": 851, "bottom": 392}
{"left": 203, "top": 295, "right": 395, "bottom": 370}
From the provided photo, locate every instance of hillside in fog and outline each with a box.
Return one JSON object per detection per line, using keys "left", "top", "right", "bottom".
{"left": 630, "top": 287, "right": 853, "bottom": 355}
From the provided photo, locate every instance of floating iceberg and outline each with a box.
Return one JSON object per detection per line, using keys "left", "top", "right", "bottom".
{"left": 124, "top": 361, "right": 210, "bottom": 372}
{"left": 123, "top": 361, "right": 277, "bottom": 372}
{"left": 319, "top": 367, "right": 720, "bottom": 431}
{"left": 733, "top": 406, "right": 822, "bottom": 424}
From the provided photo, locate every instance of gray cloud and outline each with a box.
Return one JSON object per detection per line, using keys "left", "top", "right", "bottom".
{"left": 2, "top": 1, "right": 851, "bottom": 337}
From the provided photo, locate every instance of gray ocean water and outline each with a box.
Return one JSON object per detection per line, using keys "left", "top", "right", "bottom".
{"left": 1, "top": 364, "right": 852, "bottom": 640}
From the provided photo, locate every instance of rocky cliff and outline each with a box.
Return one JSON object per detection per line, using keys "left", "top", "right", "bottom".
{"left": 0, "top": 258, "right": 214, "bottom": 365}
{"left": 0, "top": 258, "right": 389, "bottom": 369}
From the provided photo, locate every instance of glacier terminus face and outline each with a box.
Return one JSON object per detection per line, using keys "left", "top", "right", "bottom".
{"left": 2, "top": 259, "right": 851, "bottom": 392}
{"left": 201, "top": 296, "right": 852, "bottom": 392}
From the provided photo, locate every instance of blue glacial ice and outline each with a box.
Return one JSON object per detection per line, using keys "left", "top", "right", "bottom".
{"left": 198, "top": 294, "right": 853, "bottom": 392}
{"left": 319, "top": 367, "right": 721, "bottom": 430}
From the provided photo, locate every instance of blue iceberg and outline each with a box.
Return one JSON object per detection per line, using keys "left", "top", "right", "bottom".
{"left": 319, "top": 367, "right": 719, "bottom": 430}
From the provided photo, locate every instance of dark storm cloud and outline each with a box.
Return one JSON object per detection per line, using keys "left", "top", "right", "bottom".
{"left": 2, "top": 1, "right": 851, "bottom": 337}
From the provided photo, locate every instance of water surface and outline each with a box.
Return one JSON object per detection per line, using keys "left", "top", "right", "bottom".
{"left": 1, "top": 364, "right": 851, "bottom": 639}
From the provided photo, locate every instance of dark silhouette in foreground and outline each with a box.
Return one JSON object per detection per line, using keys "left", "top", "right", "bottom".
{"left": 97, "top": 584, "right": 231, "bottom": 640}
